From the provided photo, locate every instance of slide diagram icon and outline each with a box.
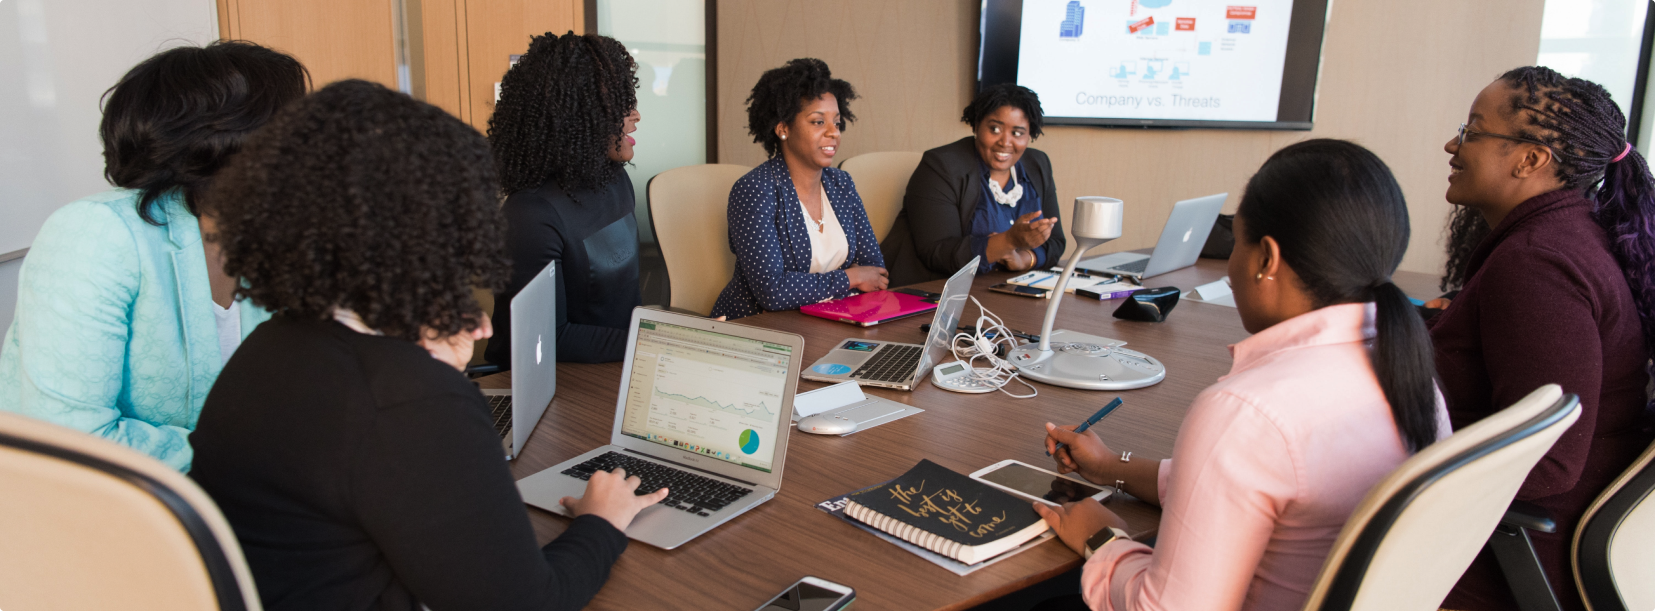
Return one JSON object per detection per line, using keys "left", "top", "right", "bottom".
{"left": 1111, "top": 61, "right": 1137, "bottom": 79}
{"left": 1140, "top": 0, "right": 1172, "bottom": 7}
{"left": 1059, "top": 1, "right": 1084, "bottom": 38}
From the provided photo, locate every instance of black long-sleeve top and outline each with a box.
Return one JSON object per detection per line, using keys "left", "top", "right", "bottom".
{"left": 190, "top": 315, "right": 629, "bottom": 611}
{"left": 487, "top": 171, "right": 640, "bottom": 366}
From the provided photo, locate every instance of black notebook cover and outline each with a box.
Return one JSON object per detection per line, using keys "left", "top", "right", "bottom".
{"left": 845, "top": 459, "right": 1043, "bottom": 546}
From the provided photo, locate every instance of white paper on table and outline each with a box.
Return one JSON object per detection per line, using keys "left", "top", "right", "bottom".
{"left": 1007, "top": 270, "right": 1126, "bottom": 293}
{"left": 791, "top": 380, "right": 865, "bottom": 420}
{"left": 1184, "top": 278, "right": 1238, "bottom": 307}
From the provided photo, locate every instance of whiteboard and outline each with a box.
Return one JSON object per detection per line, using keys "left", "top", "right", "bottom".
{"left": 0, "top": 0, "right": 219, "bottom": 254}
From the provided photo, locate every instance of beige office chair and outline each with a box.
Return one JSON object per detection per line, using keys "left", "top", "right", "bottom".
{"left": 647, "top": 164, "right": 751, "bottom": 315}
{"left": 0, "top": 411, "right": 263, "bottom": 611}
{"left": 1300, "top": 384, "right": 1582, "bottom": 611}
{"left": 1569, "top": 434, "right": 1655, "bottom": 611}
{"left": 837, "top": 151, "right": 923, "bottom": 243}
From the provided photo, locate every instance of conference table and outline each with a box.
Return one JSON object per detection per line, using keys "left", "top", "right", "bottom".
{"left": 482, "top": 258, "right": 1441, "bottom": 611}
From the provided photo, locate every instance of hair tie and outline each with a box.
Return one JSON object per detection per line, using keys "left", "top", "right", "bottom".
{"left": 1613, "top": 142, "right": 1632, "bottom": 163}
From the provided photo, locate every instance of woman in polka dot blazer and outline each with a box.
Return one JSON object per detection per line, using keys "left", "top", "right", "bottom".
{"left": 711, "top": 58, "right": 888, "bottom": 320}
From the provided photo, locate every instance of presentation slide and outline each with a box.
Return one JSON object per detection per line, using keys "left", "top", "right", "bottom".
{"left": 1016, "top": 0, "right": 1295, "bottom": 123}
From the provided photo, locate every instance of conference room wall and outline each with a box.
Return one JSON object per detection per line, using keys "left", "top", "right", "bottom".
{"left": 716, "top": 0, "right": 1546, "bottom": 277}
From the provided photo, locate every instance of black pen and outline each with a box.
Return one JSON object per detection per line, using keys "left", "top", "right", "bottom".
{"left": 1047, "top": 397, "right": 1124, "bottom": 457}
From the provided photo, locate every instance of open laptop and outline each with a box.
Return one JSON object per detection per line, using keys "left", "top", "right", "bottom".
{"left": 482, "top": 259, "right": 557, "bottom": 460}
{"left": 515, "top": 308, "right": 804, "bottom": 550}
{"left": 1076, "top": 193, "right": 1227, "bottom": 281}
{"left": 800, "top": 257, "right": 978, "bottom": 391}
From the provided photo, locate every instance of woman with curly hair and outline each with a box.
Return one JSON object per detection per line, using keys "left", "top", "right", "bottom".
{"left": 882, "top": 83, "right": 1066, "bottom": 287}
{"left": 1432, "top": 67, "right": 1655, "bottom": 611}
{"left": 486, "top": 31, "right": 643, "bottom": 365}
{"left": 189, "top": 80, "right": 665, "bottom": 610}
{"left": 711, "top": 58, "right": 888, "bottom": 319}
{"left": 0, "top": 41, "right": 306, "bottom": 471}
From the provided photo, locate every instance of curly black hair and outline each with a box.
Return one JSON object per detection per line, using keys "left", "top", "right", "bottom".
{"left": 745, "top": 58, "right": 857, "bottom": 157}
{"left": 489, "top": 31, "right": 638, "bottom": 195}
{"left": 206, "top": 80, "right": 509, "bottom": 342}
{"left": 1440, "top": 205, "right": 1489, "bottom": 291}
{"left": 101, "top": 40, "right": 308, "bottom": 225}
{"left": 962, "top": 83, "right": 1044, "bottom": 139}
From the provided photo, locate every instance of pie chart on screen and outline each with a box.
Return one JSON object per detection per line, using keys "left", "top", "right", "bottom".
{"left": 739, "top": 429, "right": 760, "bottom": 454}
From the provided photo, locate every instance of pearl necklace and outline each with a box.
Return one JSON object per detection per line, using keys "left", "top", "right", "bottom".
{"left": 988, "top": 171, "right": 1023, "bottom": 207}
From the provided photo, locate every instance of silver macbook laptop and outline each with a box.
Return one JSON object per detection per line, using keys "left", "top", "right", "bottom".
{"left": 1077, "top": 193, "right": 1227, "bottom": 281}
{"left": 482, "top": 259, "right": 557, "bottom": 460}
{"left": 800, "top": 257, "right": 977, "bottom": 391}
{"left": 515, "top": 308, "right": 804, "bottom": 550}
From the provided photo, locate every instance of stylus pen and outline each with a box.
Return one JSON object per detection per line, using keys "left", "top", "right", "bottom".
{"left": 1047, "top": 397, "right": 1124, "bottom": 457}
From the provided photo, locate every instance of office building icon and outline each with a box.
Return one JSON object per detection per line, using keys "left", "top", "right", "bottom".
{"left": 1060, "top": 1, "right": 1085, "bottom": 39}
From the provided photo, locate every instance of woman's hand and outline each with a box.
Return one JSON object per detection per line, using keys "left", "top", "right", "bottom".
{"left": 1424, "top": 297, "right": 1452, "bottom": 310}
{"left": 1033, "top": 498, "right": 1130, "bottom": 556}
{"left": 1045, "top": 422, "right": 1116, "bottom": 484}
{"left": 846, "top": 266, "right": 889, "bottom": 293}
{"left": 1006, "top": 211, "right": 1058, "bottom": 251}
{"left": 419, "top": 313, "right": 493, "bottom": 371}
{"left": 561, "top": 467, "right": 670, "bottom": 532}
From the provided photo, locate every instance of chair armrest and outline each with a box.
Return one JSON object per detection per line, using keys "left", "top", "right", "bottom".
{"left": 1502, "top": 500, "right": 1556, "bottom": 534}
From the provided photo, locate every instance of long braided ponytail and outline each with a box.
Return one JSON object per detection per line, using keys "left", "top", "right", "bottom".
{"left": 1499, "top": 66, "right": 1655, "bottom": 373}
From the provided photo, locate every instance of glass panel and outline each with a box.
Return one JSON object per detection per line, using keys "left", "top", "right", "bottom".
{"left": 1537, "top": 0, "right": 1649, "bottom": 130}
{"left": 597, "top": 0, "right": 708, "bottom": 245}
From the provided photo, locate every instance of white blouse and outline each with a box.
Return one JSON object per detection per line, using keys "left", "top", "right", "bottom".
{"left": 802, "top": 186, "right": 849, "bottom": 274}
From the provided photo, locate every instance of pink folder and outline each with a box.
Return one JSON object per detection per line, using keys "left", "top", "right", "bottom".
{"left": 799, "top": 290, "right": 938, "bottom": 327}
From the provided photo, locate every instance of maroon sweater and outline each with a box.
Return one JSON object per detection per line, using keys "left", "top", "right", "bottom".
{"left": 1432, "top": 188, "right": 1654, "bottom": 611}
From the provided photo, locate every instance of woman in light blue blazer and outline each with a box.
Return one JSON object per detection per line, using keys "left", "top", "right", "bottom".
{"left": 0, "top": 42, "right": 307, "bottom": 470}
{"left": 711, "top": 59, "right": 887, "bottom": 320}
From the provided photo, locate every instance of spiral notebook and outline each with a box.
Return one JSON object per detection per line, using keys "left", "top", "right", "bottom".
{"left": 838, "top": 459, "right": 1049, "bottom": 565}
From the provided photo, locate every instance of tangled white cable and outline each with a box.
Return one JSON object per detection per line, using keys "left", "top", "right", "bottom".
{"left": 948, "top": 296, "right": 1038, "bottom": 399}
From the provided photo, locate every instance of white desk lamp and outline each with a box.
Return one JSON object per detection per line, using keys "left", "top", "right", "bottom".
{"left": 1008, "top": 197, "right": 1167, "bottom": 390}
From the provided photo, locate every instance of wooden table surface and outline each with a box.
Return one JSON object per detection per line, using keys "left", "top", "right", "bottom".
{"left": 483, "top": 258, "right": 1442, "bottom": 611}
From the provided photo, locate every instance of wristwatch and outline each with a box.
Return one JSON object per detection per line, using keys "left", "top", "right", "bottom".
{"left": 1083, "top": 526, "right": 1131, "bottom": 560}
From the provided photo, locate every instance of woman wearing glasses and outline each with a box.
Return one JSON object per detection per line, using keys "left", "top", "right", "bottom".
{"left": 1433, "top": 67, "right": 1655, "bottom": 611}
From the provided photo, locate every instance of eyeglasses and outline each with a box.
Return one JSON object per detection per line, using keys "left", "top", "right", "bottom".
{"left": 1457, "top": 123, "right": 1557, "bottom": 161}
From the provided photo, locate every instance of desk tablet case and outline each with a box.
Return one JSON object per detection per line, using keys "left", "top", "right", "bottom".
{"left": 800, "top": 290, "right": 937, "bottom": 326}
{"left": 843, "top": 459, "right": 1049, "bottom": 564}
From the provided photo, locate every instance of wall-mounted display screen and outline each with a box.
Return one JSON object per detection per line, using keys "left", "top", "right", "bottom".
{"left": 978, "top": 0, "right": 1331, "bottom": 130}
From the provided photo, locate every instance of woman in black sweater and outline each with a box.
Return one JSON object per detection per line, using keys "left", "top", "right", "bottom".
{"left": 190, "top": 80, "right": 666, "bottom": 611}
{"left": 486, "top": 31, "right": 643, "bottom": 365}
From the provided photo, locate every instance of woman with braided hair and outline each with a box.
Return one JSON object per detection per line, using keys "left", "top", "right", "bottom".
{"left": 1433, "top": 67, "right": 1655, "bottom": 611}
{"left": 486, "top": 31, "right": 643, "bottom": 365}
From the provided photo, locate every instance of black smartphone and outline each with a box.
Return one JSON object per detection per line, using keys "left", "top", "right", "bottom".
{"left": 892, "top": 287, "right": 942, "bottom": 303}
{"left": 988, "top": 282, "right": 1048, "bottom": 298}
{"left": 751, "top": 576, "right": 855, "bottom": 611}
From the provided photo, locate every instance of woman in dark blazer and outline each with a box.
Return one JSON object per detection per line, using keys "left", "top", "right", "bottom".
{"left": 711, "top": 59, "right": 887, "bottom": 320}
{"left": 1433, "top": 67, "right": 1655, "bottom": 611}
{"left": 882, "top": 84, "right": 1066, "bottom": 288}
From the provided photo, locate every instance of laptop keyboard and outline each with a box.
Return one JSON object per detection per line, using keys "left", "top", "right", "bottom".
{"left": 486, "top": 395, "right": 512, "bottom": 440}
{"left": 561, "top": 451, "right": 753, "bottom": 517}
{"left": 853, "top": 344, "right": 923, "bottom": 383}
{"left": 1108, "top": 258, "right": 1150, "bottom": 274}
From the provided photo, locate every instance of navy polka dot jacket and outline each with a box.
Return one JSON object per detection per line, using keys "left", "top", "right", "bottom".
{"left": 711, "top": 156, "right": 885, "bottom": 320}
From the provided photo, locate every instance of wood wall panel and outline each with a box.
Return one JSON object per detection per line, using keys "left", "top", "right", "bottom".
{"left": 458, "top": 0, "right": 584, "bottom": 131}
{"left": 718, "top": 0, "right": 1545, "bottom": 276}
{"left": 218, "top": 0, "right": 399, "bottom": 89}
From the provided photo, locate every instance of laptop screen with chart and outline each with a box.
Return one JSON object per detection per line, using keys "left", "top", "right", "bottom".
{"left": 619, "top": 319, "right": 794, "bottom": 473}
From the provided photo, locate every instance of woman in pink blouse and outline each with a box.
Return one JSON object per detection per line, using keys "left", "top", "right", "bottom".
{"left": 1034, "top": 139, "right": 1452, "bottom": 611}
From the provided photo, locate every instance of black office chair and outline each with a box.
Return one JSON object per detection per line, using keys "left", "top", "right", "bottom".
{"left": 1491, "top": 436, "right": 1655, "bottom": 611}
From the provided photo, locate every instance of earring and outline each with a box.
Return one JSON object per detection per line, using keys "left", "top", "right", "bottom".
{"left": 1255, "top": 273, "right": 1263, "bottom": 281}
{"left": 781, "top": 134, "right": 787, "bottom": 141}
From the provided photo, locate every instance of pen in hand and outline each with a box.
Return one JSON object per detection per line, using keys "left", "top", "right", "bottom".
{"left": 1047, "top": 397, "right": 1124, "bottom": 458}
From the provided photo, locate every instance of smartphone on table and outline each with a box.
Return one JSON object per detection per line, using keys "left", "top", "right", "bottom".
{"left": 751, "top": 576, "right": 855, "bottom": 611}
{"left": 969, "top": 459, "right": 1113, "bottom": 506}
{"left": 988, "top": 282, "right": 1049, "bottom": 299}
